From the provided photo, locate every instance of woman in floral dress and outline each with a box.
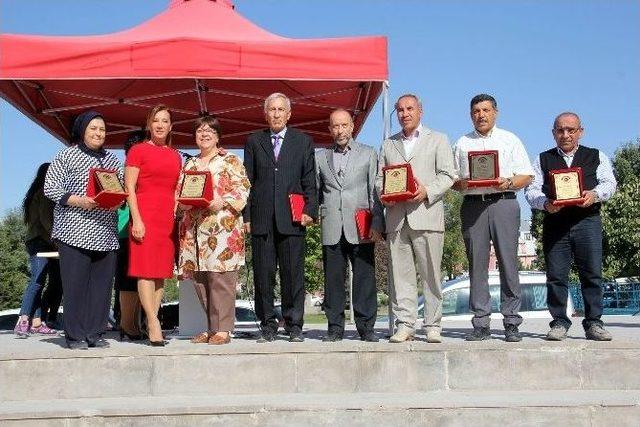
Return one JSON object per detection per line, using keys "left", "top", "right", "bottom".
{"left": 178, "top": 116, "right": 250, "bottom": 345}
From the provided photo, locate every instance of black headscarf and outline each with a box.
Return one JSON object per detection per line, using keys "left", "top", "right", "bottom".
{"left": 71, "top": 110, "right": 104, "bottom": 145}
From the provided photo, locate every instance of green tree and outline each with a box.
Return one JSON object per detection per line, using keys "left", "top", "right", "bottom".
{"left": 601, "top": 138, "right": 640, "bottom": 279}
{"left": 529, "top": 208, "right": 545, "bottom": 271}
{"left": 304, "top": 224, "right": 324, "bottom": 294}
{"left": 442, "top": 190, "right": 467, "bottom": 279}
{"left": 0, "top": 209, "right": 29, "bottom": 310}
{"left": 374, "top": 241, "right": 389, "bottom": 294}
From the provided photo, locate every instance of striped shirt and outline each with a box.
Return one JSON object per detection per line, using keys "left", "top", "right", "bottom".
{"left": 44, "top": 144, "right": 122, "bottom": 251}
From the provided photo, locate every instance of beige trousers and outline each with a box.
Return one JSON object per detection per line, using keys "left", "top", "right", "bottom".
{"left": 388, "top": 222, "right": 444, "bottom": 331}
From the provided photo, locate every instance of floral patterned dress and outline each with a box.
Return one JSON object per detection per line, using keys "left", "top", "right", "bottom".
{"left": 178, "top": 152, "right": 250, "bottom": 274}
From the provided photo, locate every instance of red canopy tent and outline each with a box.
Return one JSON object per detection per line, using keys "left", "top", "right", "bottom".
{"left": 0, "top": 0, "right": 388, "bottom": 149}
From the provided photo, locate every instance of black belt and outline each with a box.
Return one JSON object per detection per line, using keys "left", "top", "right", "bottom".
{"left": 464, "top": 192, "right": 516, "bottom": 202}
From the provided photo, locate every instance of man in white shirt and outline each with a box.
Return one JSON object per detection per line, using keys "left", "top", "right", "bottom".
{"left": 376, "top": 94, "right": 455, "bottom": 343}
{"left": 452, "top": 94, "right": 534, "bottom": 342}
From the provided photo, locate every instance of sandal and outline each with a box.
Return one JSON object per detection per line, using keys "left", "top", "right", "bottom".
{"left": 30, "top": 324, "right": 58, "bottom": 335}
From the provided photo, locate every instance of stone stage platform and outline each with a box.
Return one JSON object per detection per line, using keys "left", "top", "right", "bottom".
{"left": 1, "top": 316, "right": 639, "bottom": 426}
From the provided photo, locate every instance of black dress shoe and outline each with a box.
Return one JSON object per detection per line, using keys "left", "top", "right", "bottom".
{"left": 119, "top": 330, "right": 144, "bottom": 341}
{"left": 149, "top": 340, "right": 167, "bottom": 347}
{"left": 289, "top": 327, "right": 304, "bottom": 343}
{"left": 87, "top": 338, "right": 110, "bottom": 348}
{"left": 257, "top": 329, "right": 276, "bottom": 343}
{"left": 465, "top": 327, "right": 491, "bottom": 341}
{"left": 322, "top": 331, "right": 343, "bottom": 342}
{"left": 360, "top": 331, "right": 379, "bottom": 342}
{"left": 66, "top": 339, "right": 88, "bottom": 350}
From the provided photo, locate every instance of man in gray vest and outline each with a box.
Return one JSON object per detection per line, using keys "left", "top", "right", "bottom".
{"left": 315, "top": 109, "right": 384, "bottom": 342}
{"left": 525, "top": 112, "right": 617, "bottom": 341}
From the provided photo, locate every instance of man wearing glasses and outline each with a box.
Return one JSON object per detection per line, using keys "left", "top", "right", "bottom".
{"left": 525, "top": 112, "right": 617, "bottom": 341}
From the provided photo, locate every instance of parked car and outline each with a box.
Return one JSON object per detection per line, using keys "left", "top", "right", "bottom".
{"left": 417, "top": 271, "right": 575, "bottom": 321}
{"left": 158, "top": 299, "right": 284, "bottom": 330}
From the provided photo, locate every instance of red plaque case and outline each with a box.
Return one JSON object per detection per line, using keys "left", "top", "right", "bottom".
{"left": 355, "top": 209, "right": 372, "bottom": 240}
{"left": 467, "top": 150, "right": 500, "bottom": 188}
{"left": 177, "top": 170, "right": 213, "bottom": 208}
{"left": 549, "top": 167, "right": 585, "bottom": 206}
{"left": 380, "top": 163, "right": 418, "bottom": 202}
{"left": 289, "top": 193, "right": 305, "bottom": 223}
{"left": 86, "top": 168, "right": 128, "bottom": 209}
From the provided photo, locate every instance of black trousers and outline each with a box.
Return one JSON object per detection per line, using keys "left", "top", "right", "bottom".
{"left": 58, "top": 241, "right": 117, "bottom": 343}
{"left": 41, "top": 259, "right": 62, "bottom": 324}
{"left": 322, "top": 235, "right": 376, "bottom": 336}
{"left": 252, "top": 225, "right": 305, "bottom": 332}
{"left": 543, "top": 215, "right": 603, "bottom": 329}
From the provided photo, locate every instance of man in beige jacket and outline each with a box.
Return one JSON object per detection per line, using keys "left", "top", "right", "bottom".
{"left": 376, "top": 94, "right": 455, "bottom": 343}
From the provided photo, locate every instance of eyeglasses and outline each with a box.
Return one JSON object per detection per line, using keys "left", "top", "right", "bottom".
{"left": 553, "top": 127, "right": 581, "bottom": 135}
{"left": 196, "top": 128, "right": 217, "bottom": 135}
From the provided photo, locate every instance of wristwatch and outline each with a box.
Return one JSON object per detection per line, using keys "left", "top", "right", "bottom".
{"left": 506, "top": 178, "right": 514, "bottom": 190}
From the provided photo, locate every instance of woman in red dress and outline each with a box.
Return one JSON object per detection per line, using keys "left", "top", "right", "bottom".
{"left": 124, "top": 104, "right": 182, "bottom": 345}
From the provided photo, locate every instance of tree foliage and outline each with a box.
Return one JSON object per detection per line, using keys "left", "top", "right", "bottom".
{"left": 442, "top": 190, "right": 467, "bottom": 279}
{"left": 601, "top": 138, "right": 640, "bottom": 279}
{"left": 0, "top": 209, "right": 29, "bottom": 310}
{"left": 304, "top": 224, "right": 324, "bottom": 294}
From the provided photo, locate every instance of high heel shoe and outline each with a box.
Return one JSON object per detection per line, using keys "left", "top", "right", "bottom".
{"left": 147, "top": 318, "right": 166, "bottom": 346}
{"left": 119, "top": 329, "right": 144, "bottom": 341}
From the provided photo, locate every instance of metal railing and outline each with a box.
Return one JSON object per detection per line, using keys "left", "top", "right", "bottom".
{"left": 570, "top": 282, "right": 640, "bottom": 315}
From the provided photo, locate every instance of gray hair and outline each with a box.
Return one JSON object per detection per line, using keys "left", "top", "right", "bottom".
{"left": 553, "top": 112, "right": 582, "bottom": 129}
{"left": 264, "top": 92, "right": 291, "bottom": 112}
{"left": 395, "top": 93, "right": 422, "bottom": 110}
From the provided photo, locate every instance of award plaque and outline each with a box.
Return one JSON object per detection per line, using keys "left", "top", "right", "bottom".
{"left": 86, "top": 168, "right": 127, "bottom": 209}
{"left": 467, "top": 150, "right": 500, "bottom": 187}
{"left": 289, "top": 193, "right": 305, "bottom": 223}
{"left": 178, "top": 171, "right": 213, "bottom": 208}
{"left": 355, "top": 208, "right": 372, "bottom": 240}
{"left": 380, "top": 163, "right": 418, "bottom": 202}
{"left": 549, "top": 167, "right": 585, "bottom": 206}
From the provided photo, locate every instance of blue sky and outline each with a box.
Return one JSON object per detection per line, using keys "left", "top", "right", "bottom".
{"left": 1, "top": 0, "right": 638, "bottom": 217}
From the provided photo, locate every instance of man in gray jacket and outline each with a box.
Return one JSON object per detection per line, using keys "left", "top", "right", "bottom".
{"left": 316, "top": 109, "right": 384, "bottom": 342}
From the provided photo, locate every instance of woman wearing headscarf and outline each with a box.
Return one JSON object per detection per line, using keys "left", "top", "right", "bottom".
{"left": 44, "top": 110, "right": 123, "bottom": 349}
{"left": 178, "top": 116, "right": 250, "bottom": 345}
{"left": 125, "top": 105, "right": 182, "bottom": 346}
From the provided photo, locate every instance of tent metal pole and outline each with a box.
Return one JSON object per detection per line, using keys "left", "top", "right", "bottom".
{"left": 382, "top": 81, "right": 390, "bottom": 140}
{"left": 381, "top": 80, "right": 394, "bottom": 337}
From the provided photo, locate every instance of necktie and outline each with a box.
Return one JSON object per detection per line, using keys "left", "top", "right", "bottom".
{"left": 272, "top": 135, "right": 282, "bottom": 160}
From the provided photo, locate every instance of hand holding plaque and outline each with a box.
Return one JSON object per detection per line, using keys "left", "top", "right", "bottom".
{"left": 178, "top": 171, "right": 213, "bottom": 208}
{"left": 548, "top": 167, "right": 585, "bottom": 206}
{"left": 86, "top": 168, "right": 128, "bottom": 209}
{"left": 467, "top": 150, "right": 500, "bottom": 188}
{"left": 380, "top": 163, "right": 418, "bottom": 202}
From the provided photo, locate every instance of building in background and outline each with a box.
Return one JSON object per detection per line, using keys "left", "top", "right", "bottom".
{"left": 488, "top": 219, "right": 536, "bottom": 271}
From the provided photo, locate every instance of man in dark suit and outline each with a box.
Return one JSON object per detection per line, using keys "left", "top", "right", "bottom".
{"left": 243, "top": 92, "right": 317, "bottom": 342}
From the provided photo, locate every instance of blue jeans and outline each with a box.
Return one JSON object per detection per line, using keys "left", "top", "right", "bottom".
{"left": 19, "top": 238, "right": 55, "bottom": 319}
{"left": 543, "top": 214, "right": 603, "bottom": 329}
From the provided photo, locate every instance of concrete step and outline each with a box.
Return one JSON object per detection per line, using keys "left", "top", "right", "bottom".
{"left": 1, "top": 391, "right": 639, "bottom": 426}
{"left": 2, "top": 333, "right": 640, "bottom": 401}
